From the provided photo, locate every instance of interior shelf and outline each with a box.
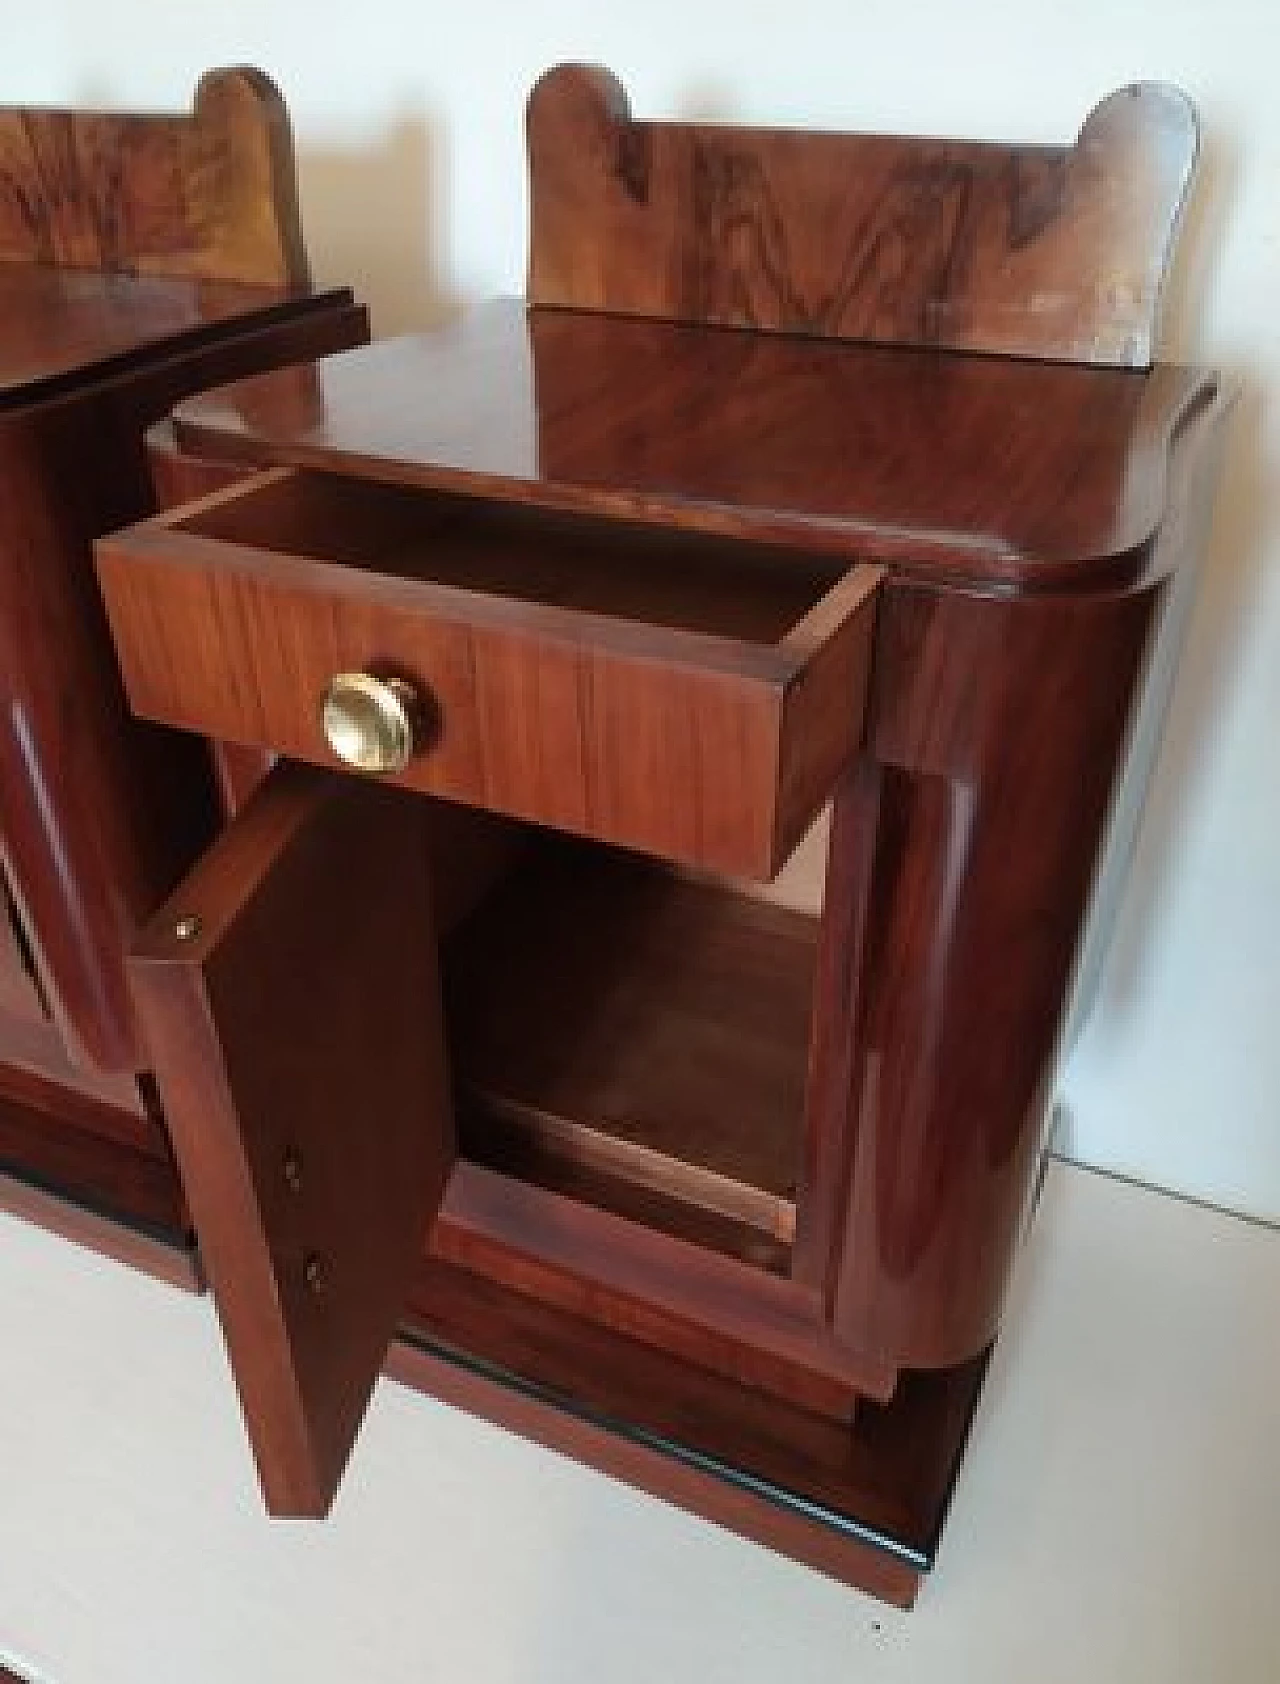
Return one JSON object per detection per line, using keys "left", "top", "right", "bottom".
{"left": 443, "top": 840, "right": 820, "bottom": 1269}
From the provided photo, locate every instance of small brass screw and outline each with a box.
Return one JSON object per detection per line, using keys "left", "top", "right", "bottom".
{"left": 173, "top": 914, "right": 202, "bottom": 943}
{"left": 302, "top": 1253, "right": 327, "bottom": 1295}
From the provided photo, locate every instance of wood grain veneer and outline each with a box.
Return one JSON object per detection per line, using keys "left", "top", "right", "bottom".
{"left": 446, "top": 839, "right": 816, "bottom": 1247}
{"left": 160, "top": 301, "right": 1215, "bottom": 589}
{"left": 0, "top": 67, "right": 309, "bottom": 286}
{"left": 826, "top": 372, "right": 1233, "bottom": 1371}
{"left": 131, "top": 764, "right": 455, "bottom": 1514}
{"left": 432, "top": 1159, "right": 891, "bottom": 1416}
{"left": 0, "top": 267, "right": 341, "bottom": 404}
{"left": 528, "top": 66, "right": 1196, "bottom": 366}
{"left": 0, "top": 1047, "right": 194, "bottom": 1286}
{"left": 0, "top": 298, "right": 367, "bottom": 1080}
{"left": 0, "top": 69, "right": 369, "bottom": 1275}
{"left": 96, "top": 468, "right": 881, "bottom": 879}
{"left": 390, "top": 1253, "right": 988, "bottom": 1605}
{"left": 87, "top": 67, "right": 1229, "bottom": 1600}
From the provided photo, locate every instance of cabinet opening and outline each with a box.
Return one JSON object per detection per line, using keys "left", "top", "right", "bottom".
{"left": 180, "top": 469, "right": 841, "bottom": 643}
{"left": 439, "top": 828, "right": 825, "bottom": 1275}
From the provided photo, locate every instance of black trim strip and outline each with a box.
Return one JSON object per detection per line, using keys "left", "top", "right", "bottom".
{"left": 395, "top": 1325, "right": 933, "bottom": 1572}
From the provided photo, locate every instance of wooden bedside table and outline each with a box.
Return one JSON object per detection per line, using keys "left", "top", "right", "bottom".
{"left": 0, "top": 70, "right": 369, "bottom": 1280}
{"left": 93, "top": 68, "right": 1229, "bottom": 1603}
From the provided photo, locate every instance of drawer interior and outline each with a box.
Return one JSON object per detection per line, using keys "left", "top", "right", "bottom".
{"left": 441, "top": 830, "right": 820, "bottom": 1275}
{"left": 181, "top": 469, "right": 842, "bottom": 643}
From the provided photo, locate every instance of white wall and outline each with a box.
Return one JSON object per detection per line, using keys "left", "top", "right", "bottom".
{"left": 13, "top": 1, "right": 1280, "bottom": 1219}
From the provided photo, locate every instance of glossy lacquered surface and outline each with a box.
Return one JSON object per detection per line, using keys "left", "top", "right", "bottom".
{"left": 132, "top": 764, "right": 456, "bottom": 1514}
{"left": 168, "top": 300, "right": 1215, "bottom": 589}
{"left": 0, "top": 296, "right": 367, "bottom": 1081}
{"left": 128, "top": 322, "right": 1233, "bottom": 1384}
{"left": 116, "top": 371, "right": 1231, "bottom": 1375}
{"left": 0, "top": 66, "right": 370, "bottom": 1274}
{"left": 0, "top": 267, "right": 331, "bottom": 404}
{"left": 392, "top": 1257, "right": 988, "bottom": 1607}
{"left": 96, "top": 65, "right": 1230, "bottom": 1599}
{"left": 97, "top": 467, "right": 881, "bottom": 877}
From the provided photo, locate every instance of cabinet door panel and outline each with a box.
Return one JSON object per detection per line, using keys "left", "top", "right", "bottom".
{"left": 132, "top": 763, "right": 453, "bottom": 1514}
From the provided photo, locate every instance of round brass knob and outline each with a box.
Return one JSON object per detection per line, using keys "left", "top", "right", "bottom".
{"left": 319, "top": 672, "right": 421, "bottom": 775}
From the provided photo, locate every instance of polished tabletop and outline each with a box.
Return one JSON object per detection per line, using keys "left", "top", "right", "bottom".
{"left": 170, "top": 298, "right": 1217, "bottom": 590}
{"left": 0, "top": 266, "right": 347, "bottom": 408}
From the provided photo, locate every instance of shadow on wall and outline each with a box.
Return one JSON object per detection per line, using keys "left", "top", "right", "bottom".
{"left": 1070, "top": 120, "right": 1275, "bottom": 1031}
{"left": 1160, "top": 117, "right": 1235, "bottom": 365}
{"left": 295, "top": 113, "right": 459, "bottom": 335}
{"left": 1100, "top": 383, "right": 1271, "bottom": 1003}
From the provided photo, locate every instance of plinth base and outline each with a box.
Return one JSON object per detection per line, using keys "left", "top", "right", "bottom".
{"left": 392, "top": 1257, "right": 988, "bottom": 1608}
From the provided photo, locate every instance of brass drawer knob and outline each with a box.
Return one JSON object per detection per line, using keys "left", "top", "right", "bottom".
{"left": 320, "top": 672, "right": 421, "bottom": 775}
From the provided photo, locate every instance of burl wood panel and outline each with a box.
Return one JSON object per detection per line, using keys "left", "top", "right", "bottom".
{"left": 0, "top": 68, "right": 309, "bottom": 286}
{"left": 131, "top": 764, "right": 455, "bottom": 1515}
{"left": 528, "top": 66, "right": 1197, "bottom": 366}
{"left": 160, "top": 301, "right": 1213, "bottom": 590}
{"left": 95, "top": 470, "right": 880, "bottom": 879}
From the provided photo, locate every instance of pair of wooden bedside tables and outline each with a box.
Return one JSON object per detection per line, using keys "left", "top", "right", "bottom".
{"left": 0, "top": 66, "right": 1228, "bottom": 1606}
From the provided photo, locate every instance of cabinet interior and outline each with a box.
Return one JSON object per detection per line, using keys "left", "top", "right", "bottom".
{"left": 439, "top": 822, "right": 826, "bottom": 1276}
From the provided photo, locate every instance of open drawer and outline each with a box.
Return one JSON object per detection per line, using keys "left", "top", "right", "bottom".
{"left": 131, "top": 762, "right": 454, "bottom": 1515}
{"left": 95, "top": 468, "right": 882, "bottom": 878}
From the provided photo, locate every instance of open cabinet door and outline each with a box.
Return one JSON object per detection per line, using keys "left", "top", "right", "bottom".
{"left": 132, "top": 763, "right": 453, "bottom": 1515}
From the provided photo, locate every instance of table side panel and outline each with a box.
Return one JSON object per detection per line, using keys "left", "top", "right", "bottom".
{"left": 0, "top": 298, "right": 368, "bottom": 1076}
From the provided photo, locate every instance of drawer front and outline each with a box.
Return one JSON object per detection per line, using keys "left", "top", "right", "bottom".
{"left": 131, "top": 763, "right": 455, "bottom": 1515}
{"left": 96, "top": 470, "right": 882, "bottom": 880}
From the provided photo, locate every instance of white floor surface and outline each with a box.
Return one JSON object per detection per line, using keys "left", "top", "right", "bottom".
{"left": 0, "top": 1159, "right": 1277, "bottom": 1683}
